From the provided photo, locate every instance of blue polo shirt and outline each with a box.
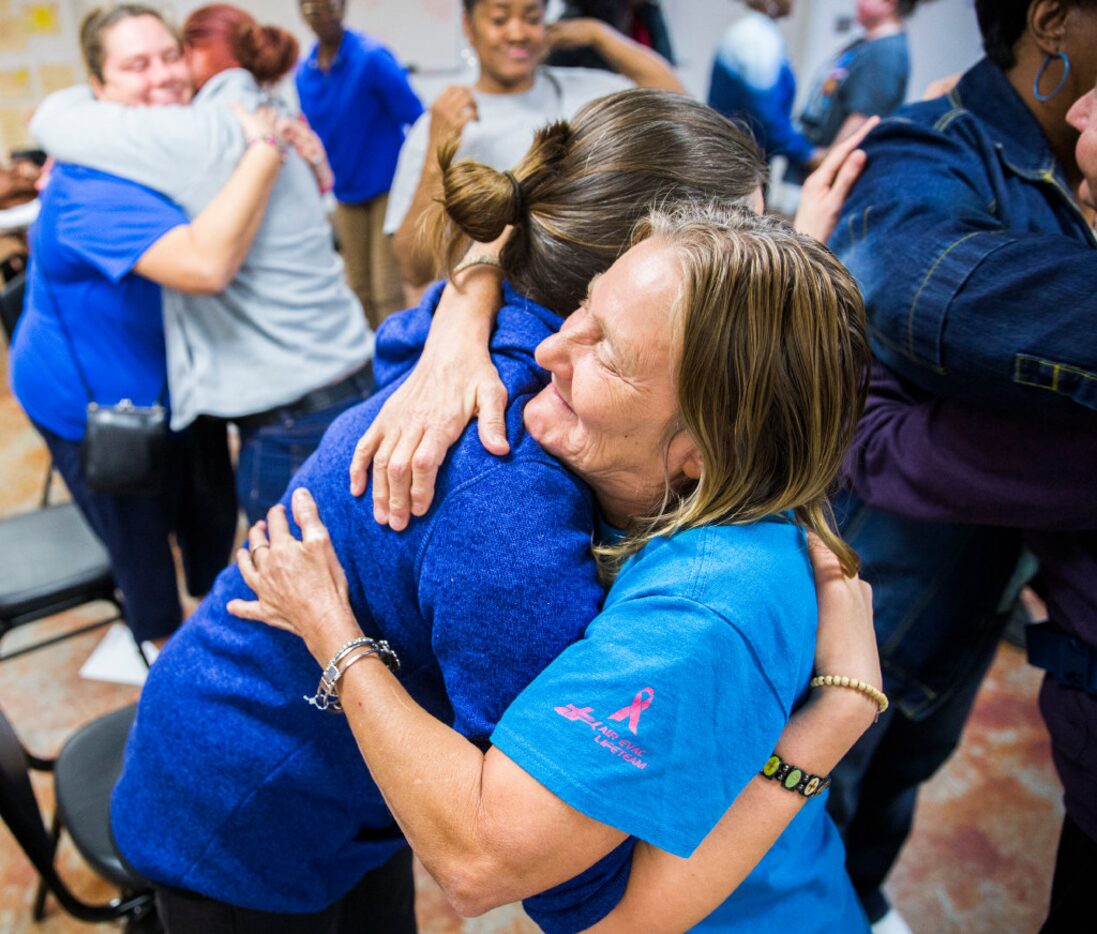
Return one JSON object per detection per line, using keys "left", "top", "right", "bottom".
{"left": 9, "top": 164, "right": 185, "bottom": 440}
{"left": 296, "top": 29, "right": 423, "bottom": 204}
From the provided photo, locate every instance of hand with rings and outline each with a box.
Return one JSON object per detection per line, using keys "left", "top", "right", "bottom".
{"left": 228, "top": 488, "right": 361, "bottom": 666}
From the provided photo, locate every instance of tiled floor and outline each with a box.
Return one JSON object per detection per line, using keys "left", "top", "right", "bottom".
{"left": 0, "top": 337, "right": 1064, "bottom": 933}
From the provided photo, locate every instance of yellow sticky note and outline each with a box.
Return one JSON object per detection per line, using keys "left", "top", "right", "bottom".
{"left": 22, "top": 2, "right": 59, "bottom": 35}
{"left": 0, "top": 68, "right": 31, "bottom": 100}
{"left": 38, "top": 63, "right": 76, "bottom": 94}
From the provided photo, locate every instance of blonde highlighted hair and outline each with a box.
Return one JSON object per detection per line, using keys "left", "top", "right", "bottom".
{"left": 595, "top": 202, "right": 870, "bottom": 580}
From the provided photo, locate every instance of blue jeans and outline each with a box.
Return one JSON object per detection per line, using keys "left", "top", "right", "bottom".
{"left": 234, "top": 371, "right": 373, "bottom": 526}
{"left": 828, "top": 491, "right": 1022, "bottom": 921}
{"left": 38, "top": 418, "right": 237, "bottom": 643}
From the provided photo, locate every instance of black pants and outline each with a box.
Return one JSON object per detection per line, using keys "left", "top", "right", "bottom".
{"left": 1042, "top": 814, "right": 1097, "bottom": 933}
{"left": 155, "top": 848, "right": 416, "bottom": 934}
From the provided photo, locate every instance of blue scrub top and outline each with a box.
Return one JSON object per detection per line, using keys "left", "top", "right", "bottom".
{"left": 10, "top": 164, "right": 186, "bottom": 440}
{"left": 296, "top": 30, "right": 423, "bottom": 204}
{"left": 493, "top": 521, "right": 869, "bottom": 933}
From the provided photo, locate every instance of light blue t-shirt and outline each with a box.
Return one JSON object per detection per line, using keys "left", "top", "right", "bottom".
{"left": 798, "top": 33, "right": 910, "bottom": 149}
{"left": 492, "top": 521, "right": 868, "bottom": 933}
{"left": 10, "top": 164, "right": 185, "bottom": 440}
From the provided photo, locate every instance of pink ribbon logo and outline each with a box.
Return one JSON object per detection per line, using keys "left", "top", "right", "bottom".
{"left": 608, "top": 687, "right": 654, "bottom": 734}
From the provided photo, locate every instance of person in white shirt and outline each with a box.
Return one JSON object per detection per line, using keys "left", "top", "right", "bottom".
{"left": 386, "top": 0, "right": 682, "bottom": 293}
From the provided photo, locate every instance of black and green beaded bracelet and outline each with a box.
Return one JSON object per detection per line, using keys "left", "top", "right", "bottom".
{"left": 760, "top": 753, "right": 831, "bottom": 798}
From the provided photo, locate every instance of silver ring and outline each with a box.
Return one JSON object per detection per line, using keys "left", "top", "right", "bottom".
{"left": 251, "top": 544, "right": 270, "bottom": 558}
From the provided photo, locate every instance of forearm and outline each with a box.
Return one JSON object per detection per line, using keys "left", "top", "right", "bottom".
{"left": 588, "top": 22, "right": 683, "bottom": 92}
{"left": 134, "top": 142, "right": 281, "bottom": 293}
{"left": 328, "top": 630, "right": 621, "bottom": 915}
{"left": 590, "top": 692, "right": 873, "bottom": 933}
{"left": 393, "top": 155, "right": 445, "bottom": 287}
{"left": 331, "top": 642, "right": 499, "bottom": 910}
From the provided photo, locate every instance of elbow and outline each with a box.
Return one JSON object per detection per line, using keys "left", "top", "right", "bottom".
{"left": 429, "top": 850, "right": 520, "bottom": 918}
{"left": 186, "top": 258, "right": 236, "bottom": 295}
{"left": 437, "top": 865, "right": 510, "bottom": 918}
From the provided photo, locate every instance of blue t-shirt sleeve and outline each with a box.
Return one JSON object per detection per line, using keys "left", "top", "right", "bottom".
{"left": 57, "top": 171, "right": 187, "bottom": 283}
{"left": 492, "top": 592, "right": 788, "bottom": 858}
{"left": 841, "top": 40, "right": 908, "bottom": 117}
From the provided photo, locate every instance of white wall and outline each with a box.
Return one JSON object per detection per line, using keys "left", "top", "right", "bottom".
{"left": 781, "top": 0, "right": 983, "bottom": 108}
{"left": 0, "top": 0, "right": 986, "bottom": 153}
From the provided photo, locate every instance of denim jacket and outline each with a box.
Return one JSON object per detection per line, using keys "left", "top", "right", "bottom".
{"left": 831, "top": 58, "right": 1097, "bottom": 413}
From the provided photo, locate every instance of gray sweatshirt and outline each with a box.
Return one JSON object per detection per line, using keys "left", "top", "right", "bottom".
{"left": 31, "top": 69, "right": 373, "bottom": 429}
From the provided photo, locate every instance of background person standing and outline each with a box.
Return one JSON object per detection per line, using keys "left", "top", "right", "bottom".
{"left": 296, "top": 0, "right": 423, "bottom": 329}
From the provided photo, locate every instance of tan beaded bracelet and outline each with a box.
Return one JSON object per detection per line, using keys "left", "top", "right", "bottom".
{"left": 810, "top": 674, "right": 889, "bottom": 715}
{"left": 453, "top": 254, "right": 502, "bottom": 275}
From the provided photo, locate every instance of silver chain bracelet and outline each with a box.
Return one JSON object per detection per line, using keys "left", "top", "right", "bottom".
{"left": 304, "top": 636, "right": 400, "bottom": 714}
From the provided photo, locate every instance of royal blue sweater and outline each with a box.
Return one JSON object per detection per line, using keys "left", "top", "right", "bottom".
{"left": 111, "top": 284, "right": 630, "bottom": 925}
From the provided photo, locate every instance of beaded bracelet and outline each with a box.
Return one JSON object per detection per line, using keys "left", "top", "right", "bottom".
{"left": 810, "top": 674, "right": 889, "bottom": 714}
{"left": 246, "top": 133, "right": 287, "bottom": 161}
{"left": 760, "top": 753, "right": 831, "bottom": 798}
{"left": 453, "top": 254, "right": 502, "bottom": 275}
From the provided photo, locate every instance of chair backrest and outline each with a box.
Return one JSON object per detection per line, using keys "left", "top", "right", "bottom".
{"left": 0, "top": 705, "right": 55, "bottom": 874}
{"left": 1, "top": 270, "right": 26, "bottom": 342}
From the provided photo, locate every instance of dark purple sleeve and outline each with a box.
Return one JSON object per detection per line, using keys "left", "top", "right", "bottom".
{"left": 845, "top": 363, "right": 1097, "bottom": 530}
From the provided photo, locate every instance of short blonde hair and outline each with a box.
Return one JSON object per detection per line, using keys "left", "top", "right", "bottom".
{"left": 596, "top": 202, "right": 870, "bottom": 580}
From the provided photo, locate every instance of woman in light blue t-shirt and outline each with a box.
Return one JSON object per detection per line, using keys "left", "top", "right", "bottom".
{"left": 234, "top": 196, "right": 880, "bottom": 930}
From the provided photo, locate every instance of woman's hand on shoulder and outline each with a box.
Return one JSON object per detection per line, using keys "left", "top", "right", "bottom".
{"left": 793, "top": 116, "right": 878, "bottom": 244}
{"left": 349, "top": 265, "right": 510, "bottom": 530}
{"left": 227, "top": 488, "right": 361, "bottom": 666}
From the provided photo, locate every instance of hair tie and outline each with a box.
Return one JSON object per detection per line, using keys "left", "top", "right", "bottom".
{"left": 503, "top": 170, "right": 525, "bottom": 224}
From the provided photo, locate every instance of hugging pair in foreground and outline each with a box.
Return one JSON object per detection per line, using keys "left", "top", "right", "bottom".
{"left": 114, "top": 89, "right": 881, "bottom": 934}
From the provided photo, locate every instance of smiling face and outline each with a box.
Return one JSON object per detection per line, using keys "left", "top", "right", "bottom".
{"left": 93, "top": 14, "right": 192, "bottom": 106}
{"left": 464, "top": 0, "right": 547, "bottom": 94}
{"left": 523, "top": 237, "right": 701, "bottom": 525}
{"left": 1067, "top": 84, "right": 1097, "bottom": 207}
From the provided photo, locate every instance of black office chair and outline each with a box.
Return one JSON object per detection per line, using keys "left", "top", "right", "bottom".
{"left": 0, "top": 268, "right": 25, "bottom": 341}
{"left": 0, "top": 702, "right": 157, "bottom": 928}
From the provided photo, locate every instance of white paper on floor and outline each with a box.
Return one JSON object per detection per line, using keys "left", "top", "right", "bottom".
{"left": 79, "top": 622, "right": 159, "bottom": 685}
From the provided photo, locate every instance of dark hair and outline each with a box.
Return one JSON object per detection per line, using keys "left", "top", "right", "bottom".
{"left": 80, "top": 4, "right": 178, "bottom": 82}
{"left": 434, "top": 88, "right": 768, "bottom": 314}
{"left": 975, "top": 0, "right": 1097, "bottom": 68}
{"left": 462, "top": 0, "right": 546, "bottom": 13}
{"left": 183, "top": 4, "right": 299, "bottom": 85}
